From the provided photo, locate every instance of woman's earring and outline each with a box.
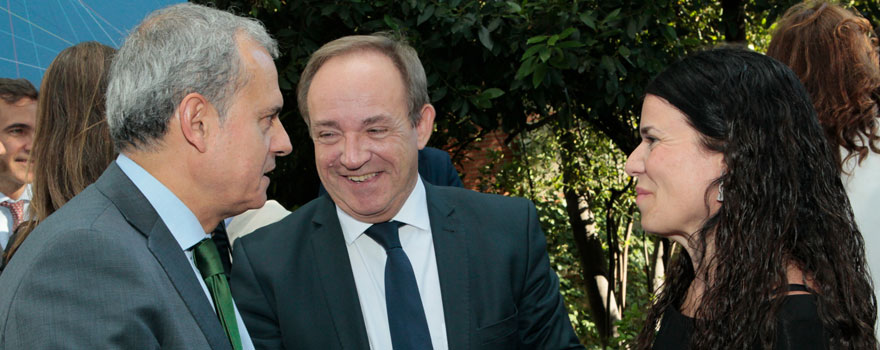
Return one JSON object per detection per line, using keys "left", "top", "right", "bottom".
{"left": 717, "top": 181, "right": 724, "bottom": 202}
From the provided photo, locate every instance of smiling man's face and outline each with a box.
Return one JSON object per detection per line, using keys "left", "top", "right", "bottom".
{"left": 0, "top": 97, "right": 35, "bottom": 198}
{"left": 307, "top": 50, "right": 433, "bottom": 224}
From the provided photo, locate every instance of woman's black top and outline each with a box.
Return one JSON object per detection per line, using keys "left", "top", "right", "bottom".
{"left": 653, "top": 284, "right": 828, "bottom": 349}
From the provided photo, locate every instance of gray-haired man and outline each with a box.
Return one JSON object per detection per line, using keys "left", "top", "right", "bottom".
{"left": 0, "top": 4, "right": 291, "bottom": 349}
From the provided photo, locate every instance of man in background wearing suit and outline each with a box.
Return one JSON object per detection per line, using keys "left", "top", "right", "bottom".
{"left": 230, "top": 33, "right": 583, "bottom": 349}
{"left": 0, "top": 78, "right": 36, "bottom": 253}
{"left": 0, "top": 4, "right": 291, "bottom": 349}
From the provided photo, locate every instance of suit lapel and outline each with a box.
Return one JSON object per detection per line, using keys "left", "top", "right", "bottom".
{"left": 96, "top": 163, "right": 232, "bottom": 350}
{"left": 426, "top": 184, "right": 471, "bottom": 349}
{"left": 309, "top": 196, "right": 371, "bottom": 349}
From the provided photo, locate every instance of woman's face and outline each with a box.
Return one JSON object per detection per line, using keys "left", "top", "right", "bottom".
{"left": 625, "top": 95, "right": 725, "bottom": 239}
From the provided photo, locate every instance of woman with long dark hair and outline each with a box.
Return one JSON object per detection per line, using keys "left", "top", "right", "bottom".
{"left": 3, "top": 42, "right": 117, "bottom": 266}
{"left": 627, "top": 47, "right": 876, "bottom": 349}
{"left": 767, "top": 1, "right": 880, "bottom": 338}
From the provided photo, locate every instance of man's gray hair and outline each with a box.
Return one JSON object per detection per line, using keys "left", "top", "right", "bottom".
{"left": 296, "top": 32, "right": 429, "bottom": 127}
{"left": 106, "top": 3, "right": 278, "bottom": 152}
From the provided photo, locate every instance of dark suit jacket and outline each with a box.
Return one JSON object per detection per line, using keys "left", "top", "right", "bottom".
{"left": 0, "top": 163, "right": 232, "bottom": 349}
{"left": 417, "top": 146, "right": 463, "bottom": 188}
{"left": 231, "top": 183, "right": 583, "bottom": 349}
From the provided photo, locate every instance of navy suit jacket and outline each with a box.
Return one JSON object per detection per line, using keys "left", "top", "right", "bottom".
{"left": 230, "top": 183, "right": 583, "bottom": 349}
{"left": 417, "top": 146, "right": 463, "bottom": 188}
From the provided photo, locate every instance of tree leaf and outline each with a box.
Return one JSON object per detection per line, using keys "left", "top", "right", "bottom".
{"left": 603, "top": 8, "right": 622, "bottom": 24}
{"left": 505, "top": 1, "right": 522, "bottom": 13}
{"left": 600, "top": 55, "right": 616, "bottom": 74}
{"left": 417, "top": 4, "right": 435, "bottom": 25}
{"left": 383, "top": 14, "right": 400, "bottom": 29}
{"left": 539, "top": 46, "right": 552, "bottom": 62}
{"left": 579, "top": 11, "right": 596, "bottom": 30}
{"left": 478, "top": 26, "right": 494, "bottom": 50}
{"left": 521, "top": 44, "right": 543, "bottom": 60}
{"left": 527, "top": 35, "right": 549, "bottom": 44}
{"left": 663, "top": 25, "right": 677, "bottom": 41}
{"left": 532, "top": 63, "right": 548, "bottom": 88}
{"left": 515, "top": 56, "right": 536, "bottom": 80}
{"left": 432, "top": 85, "right": 448, "bottom": 102}
{"left": 626, "top": 19, "right": 637, "bottom": 39}
{"left": 488, "top": 17, "right": 502, "bottom": 32}
{"left": 481, "top": 88, "right": 505, "bottom": 99}
{"left": 559, "top": 27, "right": 577, "bottom": 40}
{"left": 556, "top": 40, "right": 584, "bottom": 49}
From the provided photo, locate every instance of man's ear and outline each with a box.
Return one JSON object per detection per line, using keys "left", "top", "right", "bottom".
{"left": 178, "top": 92, "right": 214, "bottom": 153}
{"left": 415, "top": 104, "right": 435, "bottom": 150}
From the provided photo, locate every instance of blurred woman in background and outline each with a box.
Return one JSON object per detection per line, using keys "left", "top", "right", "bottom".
{"left": 767, "top": 1, "right": 880, "bottom": 337}
{"left": 627, "top": 47, "right": 876, "bottom": 349}
{"left": 3, "top": 42, "right": 117, "bottom": 266}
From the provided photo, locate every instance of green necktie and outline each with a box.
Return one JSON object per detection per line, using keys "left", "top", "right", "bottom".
{"left": 193, "top": 238, "right": 243, "bottom": 350}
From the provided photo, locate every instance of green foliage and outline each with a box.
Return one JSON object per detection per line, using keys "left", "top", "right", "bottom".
{"left": 475, "top": 119, "right": 652, "bottom": 345}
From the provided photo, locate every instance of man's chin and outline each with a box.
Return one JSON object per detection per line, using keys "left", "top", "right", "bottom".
{"left": 12, "top": 169, "right": 32, "bottom": 184}
{"left": 245, "top": 195, "right": 269, "bottom": 211}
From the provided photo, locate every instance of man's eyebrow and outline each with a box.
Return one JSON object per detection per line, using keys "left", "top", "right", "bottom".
{"left": 639, "top": 126, "right": 655, "bottom": 135}
{"left": 362, "top": 115, "right": 391, "bottom": 126}
{"left": 259, "top": 106, "right": 283, "bottom": 117}
{"left": 313, "top": 120, "right": 339, "bottom": 129}
{"left": 4, "top": 123, "right": 32, "bottom": 131}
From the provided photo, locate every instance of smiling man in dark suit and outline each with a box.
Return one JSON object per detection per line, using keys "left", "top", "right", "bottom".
{"left": 230, "top": 33, "right": 583, "bottom": 350}
{"left": 0, "top": 4, "right": 291, "bottom": 349}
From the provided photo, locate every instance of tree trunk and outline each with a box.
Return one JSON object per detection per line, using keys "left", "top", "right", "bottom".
{"left": 649, "top": 238, "right": 673, "bottom": 293}
{"left": 559, "top": 130, "right": 621, "bottom": 345}
{"left": 619, "top": 217, "right": 634, "bottom": 310}
{"left": 721, "top": 0, "right": 746, "bottom": 43}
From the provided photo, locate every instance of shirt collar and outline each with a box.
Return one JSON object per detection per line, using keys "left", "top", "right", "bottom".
{"left": 337, "top": 176, "right": 431, "bottom": 245}
{"left": 116, "top": 154, "right": 209, "bottom": 251}
{"left": 0, "top": 184, "right": 32, "bottom": 203}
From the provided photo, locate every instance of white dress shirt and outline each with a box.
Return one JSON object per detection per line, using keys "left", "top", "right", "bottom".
{"left": 338, "top": 176, "right": 449, "bottom": 350}
{"left": 116, "top": 154, "right": 255, "bottom": 350}
{"left": 842, "top": 147, "right": 880, "bottom": 339}
{"left": 0, "top": 184, "right": 31, "bottom": 250}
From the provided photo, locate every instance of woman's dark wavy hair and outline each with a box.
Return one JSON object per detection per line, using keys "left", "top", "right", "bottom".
{"left": 634, "top": 47, "right": 877, "bottom": 349}
{"left": 767, "top": 1, "right": 880, "bottom": 171}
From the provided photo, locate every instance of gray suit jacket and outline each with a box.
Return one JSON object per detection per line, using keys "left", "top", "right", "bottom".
{"left": 0, "top": 163, "right": 232, "bottom": 349}
{"left": 231, "top": 183, "right": 583, "bottom": 349}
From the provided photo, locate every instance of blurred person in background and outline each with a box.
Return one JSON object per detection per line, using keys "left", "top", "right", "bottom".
{"left": 2, "top": 42, "right": 117, "bottom": 269}
{"left": 627, "top": 47, "right": 876, "bottom": 349}
{"left": 0, "top": 78, "right": 35, "bottom": 254}
{"left": 767, "top": 1, "right": 880, "bottom": 338}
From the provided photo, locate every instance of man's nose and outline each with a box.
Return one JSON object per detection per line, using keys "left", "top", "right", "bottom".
{"left": 338, "top": 134, "right": 370, "bottom": 170}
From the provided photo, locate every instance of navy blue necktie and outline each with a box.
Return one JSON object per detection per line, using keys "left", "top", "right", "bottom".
{"left": 365, "top": 221, "right": 434, "bottom": 350}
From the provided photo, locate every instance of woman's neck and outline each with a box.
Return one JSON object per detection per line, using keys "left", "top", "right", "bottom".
{"left": 675, "top": 234, "right": 713, "bottom": 317}
{"left": 680, "top": 257, "right": 815, "bottom": 317}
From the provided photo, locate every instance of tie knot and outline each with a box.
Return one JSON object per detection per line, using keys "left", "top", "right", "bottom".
{"left": 0, "top": 201, "right": 23, "bottom": 211}
{"left": 1, "top": 200, "right": 25, "bottom": 230}
{"left": 364, "top": 221, "right": 404, "bottom": 251}
{"left": 192, "top": 238, "right": 225, "bottom": 279}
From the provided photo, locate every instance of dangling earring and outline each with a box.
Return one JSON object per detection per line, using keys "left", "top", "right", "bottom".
{"left": 717, "top": 181, "right": 724, "bottom": 202}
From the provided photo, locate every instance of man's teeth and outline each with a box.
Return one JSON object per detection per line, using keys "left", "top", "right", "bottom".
{"left": 348, "top": 173, "right": 377, "bottom": 182}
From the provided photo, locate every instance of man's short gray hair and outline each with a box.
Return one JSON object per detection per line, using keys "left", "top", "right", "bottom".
{"left": 296, "top": 32, "right": 429, "bottom": 127}
{"left": 106, "top": 3, "right": 278, "bottom": 152}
